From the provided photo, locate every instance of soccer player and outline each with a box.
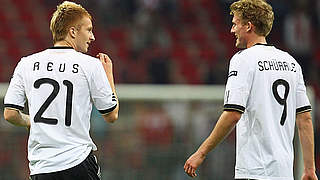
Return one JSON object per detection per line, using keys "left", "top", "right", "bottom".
{"left": 184, "top": 0, "right": 317, "bottom": 179}
{"left": 3, "top": 1, "right": 119, "bottom": 180}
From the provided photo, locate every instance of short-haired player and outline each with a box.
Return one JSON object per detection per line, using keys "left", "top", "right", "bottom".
{"left": 184, "top": 0, "right": 317, "bottom": 179}
{"left": 4, "top": 1, "right": 119, "bottom": 180}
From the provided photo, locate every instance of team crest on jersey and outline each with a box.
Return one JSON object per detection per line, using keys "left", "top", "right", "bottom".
{"left": 228, "top": 71, "right": 238, "bottom": 78}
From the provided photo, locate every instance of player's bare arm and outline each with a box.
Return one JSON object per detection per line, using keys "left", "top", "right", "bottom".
{"left": 97, "top": 53, "right": 119, "bottom": 123}
{"left": 184, "top": 111, "right": 241, "bottom": 178}
{"left": 4, "top": 108, "right": 30, "bottom": 128}
{"left": 296, "top": 111, "right": 318, "bottom": 180}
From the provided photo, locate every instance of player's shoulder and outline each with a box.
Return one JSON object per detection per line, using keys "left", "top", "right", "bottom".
{"left": 229, "top": 50, "right": 253, "bottom": 71}
{"left": 269, "top": 46, "right": 298, "bottom": 64}
{"left": 230, "top": 49, "right": 249, "bottom": 63}
{"left": 72, "top": 51, "right": 100, "bottom": 63}
{"left": 231, "top": 46, "right": 256, "bottom": 60}
{"left": 71, "top": 52, "right": 105, "bottom": 75}
{"left": 21, "top": 49, "right": 45, "bottom": 60}
{"left": 18, "top": 49, "right": 48, "bottom": 66}
{"left": 231, "top": 50, "right": 244, "bottom": 60}
{"left": 276, "top": 48, "right": 296, "bottom": 61}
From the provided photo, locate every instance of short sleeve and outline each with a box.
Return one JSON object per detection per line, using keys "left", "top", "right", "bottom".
{"left": 89, "top": 61, "right": 117, "bottom": 114}
{"left": 4, "top": 59, "right": 26, "bottom": 110}
{"left": 295, "top": 66, "right": 311, "bottom": 114}
{"left": 223, "top": 54, "right": 253, "bottom": 113}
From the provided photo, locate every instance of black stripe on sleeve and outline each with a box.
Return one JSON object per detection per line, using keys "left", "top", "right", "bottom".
{"left": 223, "top": 104, "right": 245, "bottom": 113}
{"left": 98, "top": 104, "right": 117, "bottom": 114}
{"left": 4, "top": 104, "right": 24, "bottom": 111}
{"left": 112, "top": 93, "right": 117, "bottom": 102}
{"left": 296, "top": 105, "right": 312, "bottom": 114}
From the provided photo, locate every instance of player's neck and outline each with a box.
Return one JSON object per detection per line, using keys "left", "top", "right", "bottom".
{"left": 246, "top": 36, "right": 267, "bottom": 48}
{"left": 54, "top": 39, "right": 76, "bottom": 49}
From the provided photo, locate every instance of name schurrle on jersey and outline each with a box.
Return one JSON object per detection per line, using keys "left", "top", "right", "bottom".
{"left": 258, "top": 60, "right": 297, "bottom": 72}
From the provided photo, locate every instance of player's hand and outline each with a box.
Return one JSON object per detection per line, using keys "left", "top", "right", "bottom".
{"left": 96, "top": 52, "right": 116, "bottom": 91}
{"left": 96, "top": 53, "right": 113, "bottom": 73}
{"left": 301, "top": 170, "right": 318, "bottom": 180}
{"left": 184, "top": 151, "right": 206, "bottom": 178}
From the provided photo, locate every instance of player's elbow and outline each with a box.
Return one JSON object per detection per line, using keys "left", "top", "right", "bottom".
{"left": 232, "top": 112, "right": 241, "bottom": 124}
{"left": 106, "top": 113, "right": 118, "bottom": 123}
{"left": 4, "top": 109, "right": 19, "bottom": 122}
{"left": 102, "top": 109, "right": 119, "bottom": 123}
{"left": 296, "top": 111, "right": 312, "bottom": 130}
{"left": 223, "top": 110, "right": 242, "bottom": 124}
{"left": 100, "top": 103, "right": 119, "bottom": 123}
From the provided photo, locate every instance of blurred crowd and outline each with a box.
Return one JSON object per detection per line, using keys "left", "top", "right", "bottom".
{"left": 0, "top": 0, "right": 319, "bottom": 179}
{"left": 0, "top": 0, "right": 319, "bottom": 85}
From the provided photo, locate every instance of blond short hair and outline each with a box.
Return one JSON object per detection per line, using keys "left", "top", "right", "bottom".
{"left": 230, "top": 0, "right": 274, "bottom": 37}
{"left": 50, "top": 1, "right": 92, "bottom": 44}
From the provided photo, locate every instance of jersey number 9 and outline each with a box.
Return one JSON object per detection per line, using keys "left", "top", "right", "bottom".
{"left": 272, "top": 79, "right": 289, "bottom": 126}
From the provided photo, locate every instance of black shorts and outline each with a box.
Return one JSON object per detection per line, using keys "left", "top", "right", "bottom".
{"left": 30, "top": 152, "right": 101, "bottom": 180}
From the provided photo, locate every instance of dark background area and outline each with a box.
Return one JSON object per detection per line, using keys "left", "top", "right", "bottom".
{"left": 0, "top": 0, "right": 319, "bottom": 179}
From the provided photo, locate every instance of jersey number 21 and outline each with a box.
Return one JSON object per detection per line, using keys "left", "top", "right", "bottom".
{"left": 34, "top": 78, "right": 73, "bottom": 126}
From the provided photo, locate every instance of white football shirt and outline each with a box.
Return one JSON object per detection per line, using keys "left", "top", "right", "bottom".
{"left": 223, "top": 44, "right": 311, "bottom": 180}
{"left": 4, "top": 47, "right": 117, "bottom": 175}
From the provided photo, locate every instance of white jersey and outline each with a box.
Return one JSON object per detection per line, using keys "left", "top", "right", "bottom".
{"left": 223, "top": 44, "right": 311, "bottom": 180}
{"left": 4, "top": 47, "right": 117, "bottom": 175}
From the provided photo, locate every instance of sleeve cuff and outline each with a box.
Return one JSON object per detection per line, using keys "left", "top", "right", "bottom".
{"left": 223, "top": 104, "right": 245, "bottom": 113}
{"left": 4, "top": 104, "right": 24, "bottom": 111}
{"left": 98, "top": 104, "right": 117, "bottom": 115}
{"left": 296, "top": 105, "right": 312, "bottom": 114}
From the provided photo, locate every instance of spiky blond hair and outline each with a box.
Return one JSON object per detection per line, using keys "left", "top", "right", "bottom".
{"left": 50, "top": 1, "right": 92, "bottom": 44}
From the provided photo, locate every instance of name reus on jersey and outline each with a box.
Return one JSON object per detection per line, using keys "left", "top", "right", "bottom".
{"left": 33, "top": 62, "right": 79, "bottom": 73}
{"left": 258, "top": 60, "right": 296, "bottom": 72}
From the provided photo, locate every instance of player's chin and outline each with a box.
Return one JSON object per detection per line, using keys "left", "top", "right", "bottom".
{"left": 81, "top": 44, "right": 89, "bottom": 53}
{"left": 235, "top": 42, "right": 241, "bottom": 48}
{"left": 235, "top": 41, "right": 245, "bottom": 49}
{"left": 82, "top": 47, "right": 89, "bottom": 53}
{"left": 235, "top": 39, "right": 239, "bottom": 47}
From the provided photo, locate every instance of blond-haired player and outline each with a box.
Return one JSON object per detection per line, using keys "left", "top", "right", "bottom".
{"left": 4, "top": 1, "right": 119, "bottom": 180}
{"left": 184, "top": 0, "right": 317, "bottom": 179}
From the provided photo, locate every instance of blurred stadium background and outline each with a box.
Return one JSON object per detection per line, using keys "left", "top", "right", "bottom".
{"left": 0, "top": 0, "right": 319, "bottom": 179}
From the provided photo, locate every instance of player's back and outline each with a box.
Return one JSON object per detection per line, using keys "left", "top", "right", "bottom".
{"left": 11, "top": 47, "right": 114, "bottom": 175}
{"left": 231, "top": 44, "right": 311, "bottom": 179}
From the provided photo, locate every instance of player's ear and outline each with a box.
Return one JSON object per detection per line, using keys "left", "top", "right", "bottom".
{"left": 246, "top": 22, "right": 253, "bottom": 32}
{"left": 69, "top": 27, "right": 77, "bottom": 39}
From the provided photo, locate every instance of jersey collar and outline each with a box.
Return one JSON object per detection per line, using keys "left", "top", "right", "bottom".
{"left": 254, "top": 43, "right": 273, "bottom": 47}
{"left": 49, "top": 46, "right": 74, "bottom": 49}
